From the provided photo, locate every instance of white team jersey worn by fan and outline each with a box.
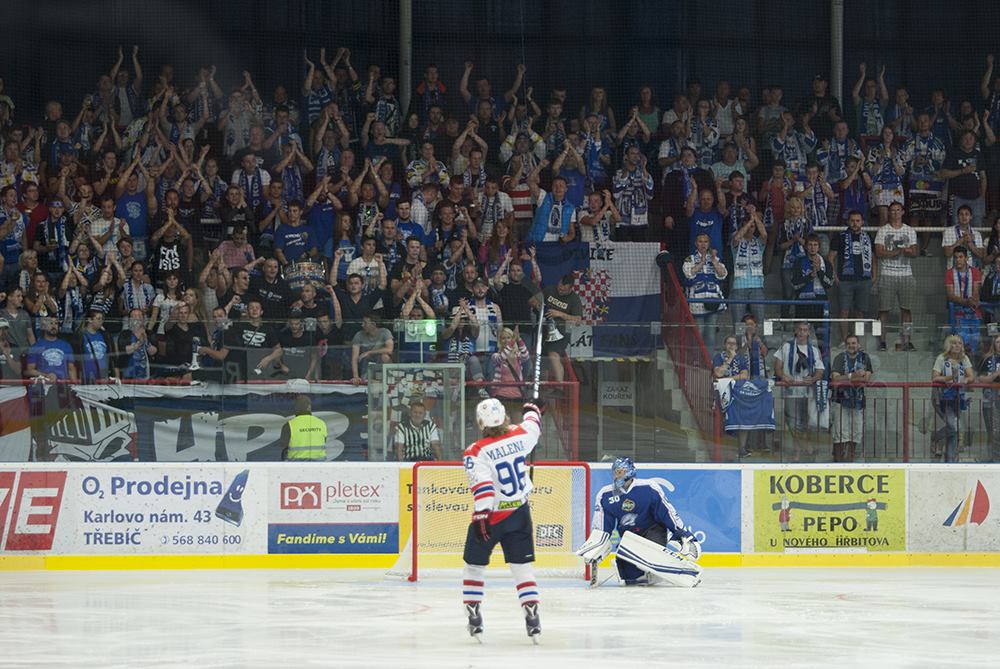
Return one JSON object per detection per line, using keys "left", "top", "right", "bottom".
{"left": 463, "top": 408, "right": 541, "bottom": 523}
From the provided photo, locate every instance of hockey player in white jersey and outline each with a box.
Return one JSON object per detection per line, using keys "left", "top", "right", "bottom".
{"left": 577, "top": 457, "right": 703, "bottom": 587}
{"left": 461, "top": 397, "right": 544, "bottom": 643}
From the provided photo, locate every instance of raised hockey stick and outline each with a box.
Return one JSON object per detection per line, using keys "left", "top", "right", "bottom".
{"left": 529, "top": 303, "right": 545, "bottom": 478}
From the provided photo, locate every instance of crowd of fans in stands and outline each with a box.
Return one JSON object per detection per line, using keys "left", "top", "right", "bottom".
{"left": 3, "top": 47, "right": 1000, "bottom": 410}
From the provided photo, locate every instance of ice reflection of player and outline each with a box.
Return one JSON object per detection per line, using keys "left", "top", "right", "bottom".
{"left": 865, "top": 498, "right": 878, "bottom": 531}
{"left": 779, "top": 495, "right": 791, "bottom": 531}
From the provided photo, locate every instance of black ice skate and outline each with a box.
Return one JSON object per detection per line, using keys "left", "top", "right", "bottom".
{"left": 466, "top": 603, "right": 483, "bottom": 641}
{"left": 523, "top": 602, "right": 541, "bottom": 643}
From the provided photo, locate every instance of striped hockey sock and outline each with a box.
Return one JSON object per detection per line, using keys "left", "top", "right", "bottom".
{"left": 462, "top": 563, "right": 486, "bottom": 605}
{"left": 510, "top": 562, "right": 539, "bottom": 606}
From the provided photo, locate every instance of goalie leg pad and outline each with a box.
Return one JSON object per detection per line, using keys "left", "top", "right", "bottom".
{"left": 576, "top": 530, "right": 612, "bottom": 563}
{"left": 616, "top": 531, "right": 702, "bottom": 588}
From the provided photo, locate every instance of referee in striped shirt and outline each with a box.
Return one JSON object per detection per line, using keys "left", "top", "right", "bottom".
{"left": 393, "top": 400, "right": 443, "bottom": 462}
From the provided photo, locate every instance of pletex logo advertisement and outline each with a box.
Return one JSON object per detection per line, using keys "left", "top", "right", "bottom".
{"left": 753, "top": 469, "right": 906, "bottom": 552}
{"left": 909, "top": 471, "right": 1000, "bottom": 551}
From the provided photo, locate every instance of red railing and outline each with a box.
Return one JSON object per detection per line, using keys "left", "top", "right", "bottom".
{"left": 660, "top": 261, "right": 723, "bottom": 460}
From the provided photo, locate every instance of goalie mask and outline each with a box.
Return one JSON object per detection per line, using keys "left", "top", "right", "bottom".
{"left": 612, "top": 456, "right": 636, "bottom": 494}
{"left": 476, "top": 398, "right": 507, "bottom": 430}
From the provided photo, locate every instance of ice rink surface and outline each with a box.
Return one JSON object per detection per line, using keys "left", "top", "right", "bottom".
{"left": 1, "top": 567, "right": 998, "bottom": 668}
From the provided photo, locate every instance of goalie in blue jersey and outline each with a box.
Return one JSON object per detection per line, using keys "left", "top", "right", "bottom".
{"left": 576, "top": 457, "right": 703, "bottom": 587}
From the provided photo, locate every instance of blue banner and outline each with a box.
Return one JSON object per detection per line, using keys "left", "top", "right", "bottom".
{"left": 268, "top": 522, "right": 399, "bottom": 554}
{"left": 590, "top": 468, "right": 742, "bottom": 552}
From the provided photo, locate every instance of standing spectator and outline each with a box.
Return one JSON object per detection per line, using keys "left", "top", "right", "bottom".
{"left": 865, "top": 125, "right": 906, "bottom": 226}
{"left": 939, "top": 130, "right": 987, "bottom": 229}
{"left": 684, "top": 178, "right": 727, "bottom": 254}
{"left": 276, "top": 315, "right": 316, "bottom": 380}
{"left": 770, "top": 110, "right": 817, "bottom": 177}
{"left": 885, "top": 86, "right": 915, "bottom": 141}
{"left": 931, "top": 335, "right": 975, "bottom": 463}
{"left": 712, "top": 334, "right": 751, "bottom": 457}
{"left": 0, "top": 185, "right": 27, "bottom": 290}
{"left": 875, "top": 201, "right": 918, "bottom": 351}
{"left": 491, "top": 327, "right": 529, "bottom": 416}
{"left": 494, "top": 257, "right": 539, "bottom": 349}
{"left": 829, "top": 210, "right": 876, "bottom": 342}
{"left": 851, "top": 64, "right": 888, "bottom": 139}
{"left": 809, "top": 74, "right": 842, "bottom": 141}
{"left": 77, "top": 310, "right": 114, "bottom": 382}
{"left": 0, "top": 286, "right": 35, "bottom": 356}
{"left": 612, "top": 146, "right": 654, "bottom": 241}
{"left": 837, "top": 156, "right": 872, "bottom": 228}
{"left": 25, "top": 316, "right": 77, "bottom": 382}
{"left": 830, "top": 334, "right": 873, "bottom": 462}
{"left": 0, "top": 319, "right": 22, "bottom": 380}
{"left": 942, "top": 205, "right": 985, "bottom": 269}
{"left": 905, "top": 112, "right": 947, "bottom": 254}
{"left": 738, "top": 313, "right": 769, "bottom": 381}
{"left": 978, "top": 334, "right": 1000, "bottom": 462}
{"left": 729, "top": 199, "right": 767, "bottom": 327}
{"left": 777, "top": 196, "right": 811, "bottom": 320}
{"left": 224, "top": 298, "right": 283, "bottom": 381}
{"left": 406, "top": 142, "right": 449, "bottom": 189}
{"left": 526, "top": 175, "right": 576, "bottom": 244}
{"left": 682, "top": 233, "right": 728, "bottom": 352}
{"left": 119, "top": 260, "right": 156, "bottom": 320}
{"left": 351, "top": 313, "right": 393, "bottom": 384}
{"left": 773, "top": 321, "right": 826, "bottom": 459}
{"left": 791, "top": 234, "right": 835, "bottom": 347}
{"left": 818, "top": 121, "right": 863, "bottom": 192}
{"left": 712, "top": 144, "right": 758, "bottom": 191}
{"left": 945, "top": 246, "right": 982, "bottom": 352}
{"left": 393, "top": 399, "right": 442, "bottom": 462}
{"left": 801, "top": 163, "right": 835, "bottom": 232}
{"left": 710, "top": 80, "right": 741, "bottom": 139}
{"left": 531, "top": 273, "right": 582, "bottom": 386}
{"left": 688, "top": 100, "right": 719, "bottom": 170}
{"left": 657, "top": 121, "right": 692, "bottom": 175}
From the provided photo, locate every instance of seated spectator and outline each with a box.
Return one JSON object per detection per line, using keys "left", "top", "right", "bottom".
{"left": 945, "top": 246, "right": 982, "bottom": 352}
{"left": 682, "top": 233, "right": 727, "bottom": 353}
{"left": 773, "top": 321, "right": 826, "bottom": 459}
{"left": 25, "top": 315, "right": 77, "bottom": 382}
{"left": 830, "top": 334, "right": 873, "bottom": 462}
{"left": 931, "top": 335, "right": 975, "bottom": 463}
{"left": 393, "top": 399, "right": 442, "bottom": 462}
{"left": 351, "top": 312, "right": 393, "bottom": 384}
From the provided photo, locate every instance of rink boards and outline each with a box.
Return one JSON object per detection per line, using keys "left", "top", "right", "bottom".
{"left": 1, "top": 462, "right": 999, "bottom": 570}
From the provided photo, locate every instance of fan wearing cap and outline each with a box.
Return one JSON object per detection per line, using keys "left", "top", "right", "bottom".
{"left": 461, "top": 397, "right": 545, "bottom": 641}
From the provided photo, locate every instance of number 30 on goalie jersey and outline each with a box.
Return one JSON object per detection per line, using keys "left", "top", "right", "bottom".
{"left": 463, "top": 409, "right": 542, "bottom": 522}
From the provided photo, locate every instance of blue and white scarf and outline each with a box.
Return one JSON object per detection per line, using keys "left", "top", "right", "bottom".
{"left": 239, "top": 167, "right": 265, "bottom": 209}
{"left": 840, "top": 230, "right": 873, "bottom": 279}
{"left": 835, "top": 352, "right": 867, "bottom": 409}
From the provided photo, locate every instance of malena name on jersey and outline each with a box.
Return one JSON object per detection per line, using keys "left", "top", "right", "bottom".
{"left": 484, "top": 440, "right": 527, "bottom": 461}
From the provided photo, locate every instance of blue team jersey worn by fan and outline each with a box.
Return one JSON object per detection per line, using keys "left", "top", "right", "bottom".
{"left": 593, "top": 479, "right": 692, "bottom": 541}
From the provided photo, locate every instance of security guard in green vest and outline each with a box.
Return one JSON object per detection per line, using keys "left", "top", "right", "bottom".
{"left": 280, "top": 395, "right": 328, "bottom": 461}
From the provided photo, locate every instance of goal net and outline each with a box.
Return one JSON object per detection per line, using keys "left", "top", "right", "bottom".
{"left": 388, "top": 461, "right": 591, "bottom": 581}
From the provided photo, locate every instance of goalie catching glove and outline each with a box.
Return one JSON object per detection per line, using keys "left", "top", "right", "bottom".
{"left": 680, "top": 535, "right": 702, "bottom": 561}
{"left": 576, "top": 529, "right": 612, "bottom": 563}
{"left": 471, "top": 510, "right": 492, "bottom": 541}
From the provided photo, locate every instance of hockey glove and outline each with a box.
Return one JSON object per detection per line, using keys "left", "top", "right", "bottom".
{"left": 523, "top": 399, "right": 546, "bottom": 416}
{"left": 472, "top": 510, "right": 492, "bottom": 542}
{"left": 680, "top": 536, "right": 702, "bottom": 561}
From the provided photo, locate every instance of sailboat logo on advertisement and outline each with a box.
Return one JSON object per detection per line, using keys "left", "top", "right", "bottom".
{"left": 942, "top": 481, "right": 990, "bottom": 527}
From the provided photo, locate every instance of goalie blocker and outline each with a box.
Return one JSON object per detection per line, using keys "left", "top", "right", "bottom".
{"left": 576, "top": 457, "right": 703, "bottom": 587}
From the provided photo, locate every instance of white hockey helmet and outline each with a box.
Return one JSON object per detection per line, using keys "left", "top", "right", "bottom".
{"left": 476, "top": 398, "right": 507, "bottom": 430}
